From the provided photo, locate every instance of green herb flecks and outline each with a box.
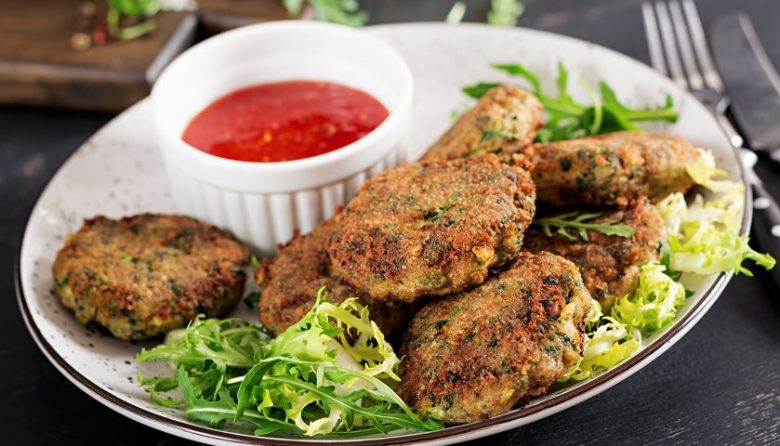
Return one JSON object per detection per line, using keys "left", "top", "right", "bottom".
{"left": 533, "top": 211, "right": 636, "bottom": 242}
{"left": 462, "top": 62, "right": 678, "bottom": 142}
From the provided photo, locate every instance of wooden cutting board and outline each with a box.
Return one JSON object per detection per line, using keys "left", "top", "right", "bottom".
{"left": 0, "top": 0, "right": 197, "bottom": 111}
{"left": 0, "top": 0, "right": 302, "bottom": 111}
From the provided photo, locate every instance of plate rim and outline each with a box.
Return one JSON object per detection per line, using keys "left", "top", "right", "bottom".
{"left": 15, "top": 22, "right": 752, "bottom": 446}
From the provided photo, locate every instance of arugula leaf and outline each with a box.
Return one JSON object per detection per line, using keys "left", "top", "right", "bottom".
{"left": 462, "top": 82, "right": 502, "bottom": 100}
{"left": 137, "top": 318, "right": 270, "bottom": 369}
{"left": 462, "top": 62, "right": 679, "bottom": 142}
{"left": 533, "top": 211, "right": 636, "bottom": 242}
{"left": 137, "top": 288, "right": 440, "bottom": 437}
{"left": 600, "top": 82, "right": 677, "bottom": 123}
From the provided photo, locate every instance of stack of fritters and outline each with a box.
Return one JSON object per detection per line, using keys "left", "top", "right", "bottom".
{"left": 420, "top": 93, "right": 699, "bottom": 311}
{"left": 256, "top": 84, "right": 701, "bottom": 423}
{"left": 517, "top": 132, "right": 697, "bottom": 310}
{"left": 256, "top": 86, "right": 594, "bottom": 423}
{"left": 256, "top": 154, "right": 539, "bottom": 335}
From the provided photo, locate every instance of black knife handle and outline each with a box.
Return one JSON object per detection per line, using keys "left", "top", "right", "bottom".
{"left": 750, "top": 182, "right": 780, "bottom": 285}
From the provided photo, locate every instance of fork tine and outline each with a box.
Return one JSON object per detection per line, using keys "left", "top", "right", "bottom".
{"left": 654, "top": 2, "right": 687, "bottom": 89}
{"left": 668, "top": 1, "right": 703, "bottom": 89}
{"left": 682, "top": 0, "right": 725, "bottom": 91}
{"left": 642, "top": 3, "right": 668, "bottom": 75}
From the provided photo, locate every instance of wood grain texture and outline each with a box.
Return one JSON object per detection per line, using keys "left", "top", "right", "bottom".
{"left": 0, "top": 0, "right": 196, "bottom": 111}
{"left": 2, "top": 0, "right": 780, "bottom": 445}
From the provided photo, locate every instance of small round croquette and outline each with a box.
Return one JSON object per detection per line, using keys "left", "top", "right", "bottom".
{"left": 255, "top": 217, "right": 410, "bottom": 336}
{"left": 328, "top": 155, "right": 537, "bottom": 303}
{"left": 420, "top": 85, "right": 544, "bottom": 162}
{"left": 51, "top": 214, "right": 249, "bottom": 340}
{"left": 397, "top": 252, "right": 592, "bottom": 424}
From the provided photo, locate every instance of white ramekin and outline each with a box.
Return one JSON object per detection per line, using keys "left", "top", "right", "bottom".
{"left": 151, "top": 21, "right": 413, "bottom": 255}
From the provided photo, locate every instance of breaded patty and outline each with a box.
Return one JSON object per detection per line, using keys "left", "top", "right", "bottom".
{"left": 421, "top": 85, "right": 544, "bottom": 162}
{"left": 328, "top": 155, "right": 536, "bottom": 303}
{"left": 397, "top": 252, "right": 591, "bottom": 424}
{"left": 524, "top": 199, "right": 666, "bottom": 309}
{"left": 525, "top": 131, "right": 699, "bottom": 206}
{"left": 255, "top": 217, "right": 409, "bottom": 336}
{"left": 52, "top": 214, "right": 248, "bottom": 340}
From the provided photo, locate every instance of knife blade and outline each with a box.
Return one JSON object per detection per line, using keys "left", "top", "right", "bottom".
{"left": 710, "top": 13, "right": 780, "bottom": 162}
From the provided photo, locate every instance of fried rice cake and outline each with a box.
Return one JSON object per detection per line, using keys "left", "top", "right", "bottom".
{"left": 397, "top": 252, "right": 591, "bottom": 424}
{"left": 51, "top": 214, "right": 249, "bottom": 340}
{"left": 328, "top": 154, "right": 536, "bottom": 303}
{"left": 524, "top": 198, "right": 667, "bottom": 310}
{"left": 256, "top": 217, "right": 409, "bottom": 336}
{"left": 525, "top": 131, "right": 700, "bottom": 207}
{"left": 420, "top": 85, "right": 544, "bottom": 162}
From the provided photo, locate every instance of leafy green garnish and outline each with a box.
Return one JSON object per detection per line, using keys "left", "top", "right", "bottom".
{"left": 282, "top": 0, "right": 368, "bottom": 26}
{"left": 462, "top": 62, "right": 678, "bottom": 142}
{"left": 657, "top": 150, "right": 776, "bottom": 278}
{"left": 560, "top": 300, "right": 640, "bottom": 382}
{"left": 446, "top": 1, "right": 467, "bottom": 25}
{"left": 564, "top": 149, "right": 776, "bottom": 383}
{"left": 107, "top": 0, "right": 159, "bottom": 40}
{"left": 487, "top": 0, "right": 525, "bottom": 27}
{"left": 462, "top": 82, "right": 502, "bottom": 100}
{"left": 611, "top": 264, "right": 687, "bottom": 332}
{"left": 532, "top": 211, "right": 636, "bottom": 242}
{"left": 243, "top": 292, "right": 261, "bottom": 309}
{"left": 137, "top": 288, "right": 439, "bottom": 437}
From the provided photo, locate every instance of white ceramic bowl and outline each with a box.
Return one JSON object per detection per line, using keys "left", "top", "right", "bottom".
{"left": 152, "top": 21, "right": 413, "bottom": 255}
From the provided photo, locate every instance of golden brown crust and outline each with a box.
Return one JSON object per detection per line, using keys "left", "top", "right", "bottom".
{"left": 525, "top": 131, "right": 699, "bottom": 206}
{"left": 51, "top": 214, "right": 249, "bottom": 340}
{"left": 420, "top": 85, "right": 544, "bottom": 162}
{"left": 256, "top": 217, "right": 410, "bottom": 336}
{"left": 397, "top": 252, "right": 591, "bottom": 424}
{"left": 524, "top": 198, "right": 666, "bottom": 309}
{"left": 328, "top": 155, "right": 536, "bottom": 303}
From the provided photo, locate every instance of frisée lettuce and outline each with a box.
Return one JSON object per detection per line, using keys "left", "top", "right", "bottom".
{"left": 561, "top": 300, "right": 640, "bottom": 382}
{"left": 563, "top": 149, "right": 775, "bottom": 381}
{"left": 137, "top": 288, "right": 440, "bottom": 437}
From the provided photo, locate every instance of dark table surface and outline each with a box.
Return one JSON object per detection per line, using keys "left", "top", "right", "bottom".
{"left": 4, "top": 0, "right": 780, "bottom": 444}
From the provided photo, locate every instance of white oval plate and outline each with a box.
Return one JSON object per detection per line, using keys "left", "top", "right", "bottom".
{"left": 16, "top": 23, "right": 748, "bottom": 446}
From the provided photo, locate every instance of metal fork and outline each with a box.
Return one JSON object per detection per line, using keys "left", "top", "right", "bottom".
{"left": 644, "top": 0, "right": 780, "bottom": 288}
{"left": 642, "top": 0, "right": 742, "bottom": 147}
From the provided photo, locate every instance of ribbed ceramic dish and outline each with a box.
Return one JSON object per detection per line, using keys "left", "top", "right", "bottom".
{"left": 16, "top": 23, "right": 748, "bottom": 445}
{"left": 152, "top": 21, "right": 414, "bottom": 256}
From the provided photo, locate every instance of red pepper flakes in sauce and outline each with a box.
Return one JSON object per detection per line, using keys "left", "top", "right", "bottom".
{"left": 182, "top": 80, "right": 388, "bottom": 162}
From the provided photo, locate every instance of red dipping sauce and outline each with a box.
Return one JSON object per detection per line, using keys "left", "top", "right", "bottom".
{"left": 182, "top": 80, "right": 389, "bottom": 162}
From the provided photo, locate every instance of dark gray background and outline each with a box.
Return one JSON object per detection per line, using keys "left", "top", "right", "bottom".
{"left": 3, "top": 0, "right": 780, "bottom": 444}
